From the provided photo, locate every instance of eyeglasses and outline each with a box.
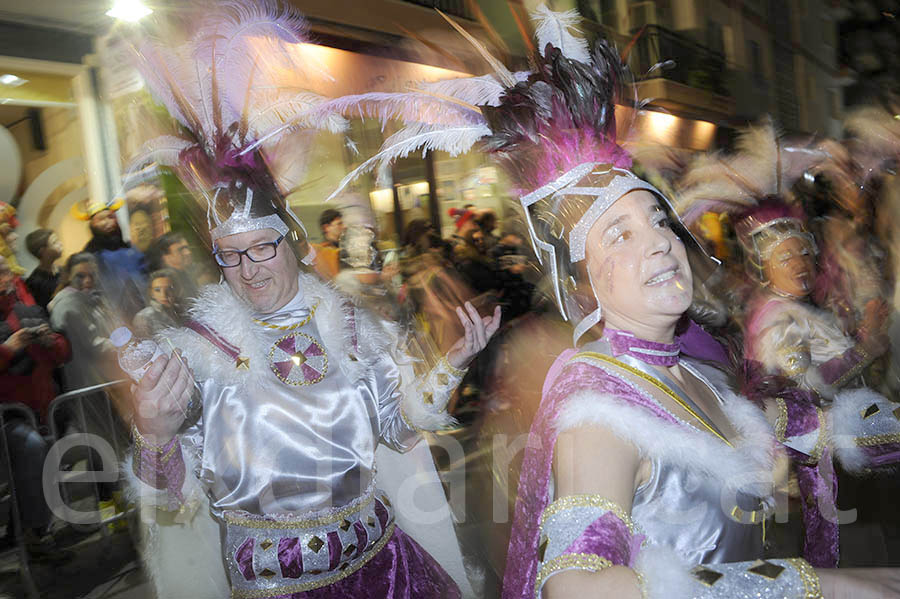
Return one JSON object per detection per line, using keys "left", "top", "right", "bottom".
{"left": 213, "top": 234, "right": 286, "bottom": 267}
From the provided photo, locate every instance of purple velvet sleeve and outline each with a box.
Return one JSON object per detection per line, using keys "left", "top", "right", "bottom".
{"left": 132, "top": 433, "right": 188, "bottom": 511}
{"left": 819, "top": 346, "right": 870, "bottom": 387}
{"left": 562, "top": 511, "right": 643, "bottom": 568}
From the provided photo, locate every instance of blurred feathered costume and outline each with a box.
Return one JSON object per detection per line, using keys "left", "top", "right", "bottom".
{"left": 676, "top": 121, "right": 900, "bottom": 568}
{"left": 314, "top": 7, "right": 845, "bottom": 599}
{"left": 124, "top": 0, "right": 348, "bottom": 251}
{"left": 120, "top": 3, "right": 475, "bottom": 598}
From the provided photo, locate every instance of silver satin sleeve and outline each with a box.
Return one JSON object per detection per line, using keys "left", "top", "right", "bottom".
{"left": 681, "top": 558, "right": 822, "bottom": 599}
{"left": 368, "top": 346, "right": 421, "bottom": 452}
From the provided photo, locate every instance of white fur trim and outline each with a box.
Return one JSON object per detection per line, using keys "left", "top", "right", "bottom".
{"left": 399, "top": 357, "right": 460, "bottom": 431}
{"left": 156, "top": 274, "right": 390, "bottom": 388}
{"left": 554, "top": 382, "right": 775, "bottom": 493}
{"left": 634, "top": 543, "right": 697, "bottom": 599}
{"left": 830, "top": 387, "right": 900, "bottom": 473}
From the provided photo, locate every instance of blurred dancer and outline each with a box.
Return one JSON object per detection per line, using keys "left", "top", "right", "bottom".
{"left": 323, "top": 6, "right": 900, "bottom": 597}
{"left": 678, "top": 124, "right": 900, "bottom": 568}
{"left": 120, "top": 3, "right": 499, "bottom": 597}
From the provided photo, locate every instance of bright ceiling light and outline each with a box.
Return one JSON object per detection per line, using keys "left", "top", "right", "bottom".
{"left": 106, "top": 0, "right": 152, "bottom": 22}
{"left": 0, "top": 74, "right": 27, "bottom": 87}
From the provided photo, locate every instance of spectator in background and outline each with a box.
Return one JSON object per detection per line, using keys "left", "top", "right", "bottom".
{"left": 48, "top": 253, "right": 120, "bottom": 392}
{"left": 453, "top": 227, "right": 496, "bottom": 294}
{"left": 145, "top": 232, "right": 198, "bottom": 300}
{"left": 490, "top": 230, "right": 536, "bottom": 319}
{"left": 0, "top": 254, "right": 70, "bottom": 555}
{"left": 133, "top": 268, "right": 183, "bottom": 338}
{"left": 24, "top": 228, "right": 63, "bottom": 312}
{"left": 313, "top": 208, "right": 345, "bottom": 279}
{"left": 75, "top": 199, "right": 145, "bottom": 319}
{"left": 128, "top": 205, "right": 155, "bottom": 253}
{"left": 475, "top": 208, "right": 499, "bottom": 252}
{"left": 448, "top": 206, "right": 477, "bottom": 252}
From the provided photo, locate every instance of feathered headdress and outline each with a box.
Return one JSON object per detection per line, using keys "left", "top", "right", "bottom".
{"left": 300, "top": 5, "right": 699, "bottom": 344}
{"left": 675, "top": 120, "right": 826, "bottom": 281}
{"left": 122, "top": 0, "right": 348, "bottom": 247}
{"left": 675, "top": 119, "right": 832, "bottom": 225}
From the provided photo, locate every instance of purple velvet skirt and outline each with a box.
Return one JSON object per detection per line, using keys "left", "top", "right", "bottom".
{"left": 279, "top": 526, "right": 461, "bottom": 599}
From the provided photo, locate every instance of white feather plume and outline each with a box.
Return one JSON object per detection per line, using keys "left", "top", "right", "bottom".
{"left": 844, "top": 106, "right": 900, "bottom": 159}
{"left": 124, "top": 135, "right": 195, "bottom": 173}
{"left": 417, "top": 71, "right": 530, "bottom": 107}
{"left": 325, "top": 122, "right": 491, "bottom": 202}
{"left": 531, "top": 4, "right": 590, "bottom": 63}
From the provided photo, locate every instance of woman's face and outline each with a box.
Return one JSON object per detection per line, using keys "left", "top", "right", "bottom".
{"left": 150, "top": 276, "right": 175, "bottom": 307}
{"left": 70, "top": 263, "right": 96, "bottom": 291}
{"left": 763, "top": 236, "right": 815, "bottom": 298}
{"left": 585, "top": 190, "right": 693, "bottom": 334}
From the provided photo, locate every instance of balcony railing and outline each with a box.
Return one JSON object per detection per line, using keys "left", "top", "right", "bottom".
{"left": 628, "top": 25, "right": 730, "bottom": 97}
{"left": 399, "top": 0, "right": 473, "bottom": 20}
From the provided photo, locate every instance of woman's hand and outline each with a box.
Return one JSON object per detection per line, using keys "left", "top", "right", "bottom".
{"left": 132, "top": 353, "right": 193, "bottom": 446}
{"left": 447, "top": 302, "right": 502, "bottom": 369}
{"left": 818, "top": 567, "right": 900, "bottom": 599}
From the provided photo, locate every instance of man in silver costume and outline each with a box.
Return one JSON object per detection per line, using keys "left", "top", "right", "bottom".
{"left": 126, "top": 180, "right": 499, "bottom": 598}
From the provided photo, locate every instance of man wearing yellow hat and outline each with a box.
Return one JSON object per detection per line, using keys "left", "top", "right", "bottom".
{"left": 72, "top": 198, "right": 145, "bottom": 318}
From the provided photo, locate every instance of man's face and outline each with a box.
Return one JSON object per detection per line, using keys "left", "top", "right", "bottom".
{"left": 164, "top": 239, "right": 192, "bottom": 270}
{"left": 322, "top": 217, "right": 345, "bottom": 244}
{"left": 90, "top": 210, "right": 119, "bottom": 236}
{"left": 46, "top": 234, "right": 63, "bottom": 260}
{"left": 218, "top": 228, "right": 299, "bottom": 314}
{"left": 150, "top": 276, "right": 176, "bottom": 307}
{"left": 0, "top": 257, "right": 13, "bottom": 294}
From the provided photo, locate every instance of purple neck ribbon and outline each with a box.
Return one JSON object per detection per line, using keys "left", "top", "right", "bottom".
{"left": 604, "top": 327, "right": 681, "bottom": 367}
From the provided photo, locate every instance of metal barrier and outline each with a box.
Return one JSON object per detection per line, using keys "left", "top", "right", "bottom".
{"left": 0, "top": 402, "right": 42, "bottom": 599}
{"left": 47, "top": 380, "right": 132, "bottom": 536}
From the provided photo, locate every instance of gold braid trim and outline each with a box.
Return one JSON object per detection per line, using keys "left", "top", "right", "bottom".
{"left": 571, "top": 352, "right": 733, "bottom": 447}
{"left": 131, "top": 423, "right": 178, "bottom": 460}
{"left": 439, "top": 354, "right": 467, "bottom": 378}
{"left": 231, "top": 522, "right": 395, "bottom": 598}
{"left": 856, "top": 432, "right": 900, "bottom": 447}
{"left": 831, "top": 345, "right": 871, "bottom": 389}
{"left": 534, "top": 553, "right": 612, "bottom": 598}
{"left": 252, "top": 302, "right": 319, "bottom": 331}
{"left": 540, "top": 494, "right": 636, "bottom": 534}
{"left": 805, "top": 407, "right": 828, "bottom": 464}
{"left": 786, "top": 558, "right": 823, "bottom": 599}
{"left": 223, "top": 487, "right": 377, "bottom": 529}
{"left": 774, "top": 398, "right": 788, "bottom": 442}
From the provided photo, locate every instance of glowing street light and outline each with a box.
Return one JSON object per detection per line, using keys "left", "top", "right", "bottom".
{"left": 106, "top": 0, "right": 152, "bottom": 22}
